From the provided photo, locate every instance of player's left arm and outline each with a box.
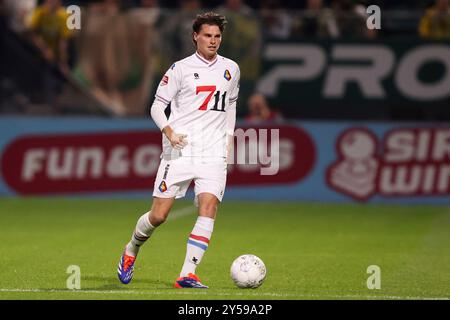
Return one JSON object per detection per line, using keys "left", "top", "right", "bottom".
{"left": 150, "top": 62, "right": 188, "bottom": 150}
{"left": 226, "top": 65, "right": 240, "bottom": 163}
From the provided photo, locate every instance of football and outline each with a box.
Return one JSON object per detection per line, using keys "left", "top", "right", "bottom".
{"left": 230, "top": 254, "right": 267, "bottom": 288}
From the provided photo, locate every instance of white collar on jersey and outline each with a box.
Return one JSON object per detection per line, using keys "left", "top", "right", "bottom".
{"left": 194, "top": 51, "right": 219, "bottom": 67}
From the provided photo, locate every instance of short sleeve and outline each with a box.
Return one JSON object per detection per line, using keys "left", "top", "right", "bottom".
{"left": 154, "top": 62, "right": 182, "bottom": 105}
{"left": 229, "top": 65, "right": 240, "bottom": 104}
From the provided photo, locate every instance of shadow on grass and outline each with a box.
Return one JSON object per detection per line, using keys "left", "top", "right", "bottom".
{"left": 80, "top": 275, "right": 173, "bottom": 290}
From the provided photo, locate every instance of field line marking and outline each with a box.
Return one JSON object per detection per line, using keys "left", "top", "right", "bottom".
{"left": 0, "top": 289, "right": 448, "bottom": 300}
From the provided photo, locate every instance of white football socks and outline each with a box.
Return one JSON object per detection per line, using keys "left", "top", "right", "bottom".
{"left": 125, "top": 211, "right": 155, "bottom": 257}
{"left": 180, "top": 216, "right": 215, "bottom": 277}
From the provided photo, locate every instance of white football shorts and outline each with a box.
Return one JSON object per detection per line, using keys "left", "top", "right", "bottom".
{"left": 152, "top": 156, "right": 227, "bottom": 202}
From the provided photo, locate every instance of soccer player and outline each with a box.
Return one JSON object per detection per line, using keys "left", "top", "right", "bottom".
{"left": 117, "top": 12, "right": 240, "bottom": 288}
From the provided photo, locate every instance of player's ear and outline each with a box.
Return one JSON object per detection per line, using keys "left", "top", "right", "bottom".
{"left": 193, "top": 32, "right": 198, "bottom": 42}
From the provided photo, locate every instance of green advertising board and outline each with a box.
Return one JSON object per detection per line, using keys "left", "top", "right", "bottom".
{"left": 256, "top": 40, "right": 450, "bottom": 119}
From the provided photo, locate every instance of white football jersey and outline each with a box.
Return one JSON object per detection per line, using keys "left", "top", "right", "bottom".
{"left": 155, "top": 52, "right": 240, "bottom": 160}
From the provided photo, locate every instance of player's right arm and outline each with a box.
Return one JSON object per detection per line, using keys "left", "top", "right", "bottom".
{"left": 150, "top": 100, "right": 187, "bottom": 150}
{"left": 150, "top": 63, "right": 188, "bottom": 150}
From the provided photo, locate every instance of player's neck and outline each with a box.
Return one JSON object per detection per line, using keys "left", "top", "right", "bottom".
{"left": 196, "top": 50, "right": 217, "bottom": 62}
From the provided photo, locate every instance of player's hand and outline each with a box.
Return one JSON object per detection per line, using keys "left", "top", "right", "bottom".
{"left": 169, "top": 133, "right": 188, "bottom": 150}
{"left": 162, "top": 126, "right": 188, "bottom": 150}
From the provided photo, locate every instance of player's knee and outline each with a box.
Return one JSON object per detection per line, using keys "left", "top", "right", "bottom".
{"left": 150, "top": 197, "right": 174, "bottom": 226}
{"left": 149, "top": 210, "right": 167, "bottom": 226}
{"left": 198, "top": 203, "right": 217, "bottom": 218}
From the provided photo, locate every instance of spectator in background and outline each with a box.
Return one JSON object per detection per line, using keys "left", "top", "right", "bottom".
{"left": 330, "top": 0, "right": 375, "bottom": 38}
{"left": 159, "top": 0, "right": 202, "bottom": 62}
{"left": 3, "top": 0, "right": 37, "bottom": 34}
{"left": 126, "top": 0, "right": 161, "bottom": 114}
{"left": 74, "top": 0, "right": 158, "bottom": 116}
{"left": 419, "top": 0, "right": 450, "bottom": 39}
{"left": 73, "top": 0, "right": 124, "bottom": 113}
{"left": 29, "top": 0, "right": 72, "bottom": 75}
{"left": 292, "top": 0, "right": 339, "bottom": 38}
{"left": 245, "top": 93, "right": 283, "bottom": 124}
{"left": 259, "top": 0, "right": 293, "bottom": 39}
{"left": 130, "top": 0, "right": 160, "bottom": 24}
{"left": 216, "top": 0, "right": 262, "bottom": 81}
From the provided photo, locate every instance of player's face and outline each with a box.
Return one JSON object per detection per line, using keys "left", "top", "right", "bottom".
{"left": 194, "top": 24, "right": 222, "bottom": 60}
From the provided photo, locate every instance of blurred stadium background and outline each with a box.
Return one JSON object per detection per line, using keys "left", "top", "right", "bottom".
{"left": 0, "top": 0, "right": 449, "bottom": 300}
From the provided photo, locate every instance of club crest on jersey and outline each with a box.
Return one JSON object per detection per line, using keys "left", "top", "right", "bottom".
{"left": 224, "top": 69, "right": 232, "bottom": 81}
{"left": 159, "top": 180, "right": 167, "bottom": 192}
{"left": 160, "top": 75, "right": 169, "bottom": 86}
{"left": 194, "top": 73, "right": 199, "bottom": 79}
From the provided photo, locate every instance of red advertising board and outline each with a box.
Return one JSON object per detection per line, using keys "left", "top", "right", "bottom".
{"left": 1, "top": 126, "right": 316, "bottom": 195}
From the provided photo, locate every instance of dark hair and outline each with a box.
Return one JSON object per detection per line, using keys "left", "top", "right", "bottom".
{"left": 192, "top": 12, "right": 227, "bottom": 43}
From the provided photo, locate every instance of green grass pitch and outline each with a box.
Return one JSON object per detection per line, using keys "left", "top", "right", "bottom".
{"left": 0, "top": 198, "right": 449, "bottom": 300}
